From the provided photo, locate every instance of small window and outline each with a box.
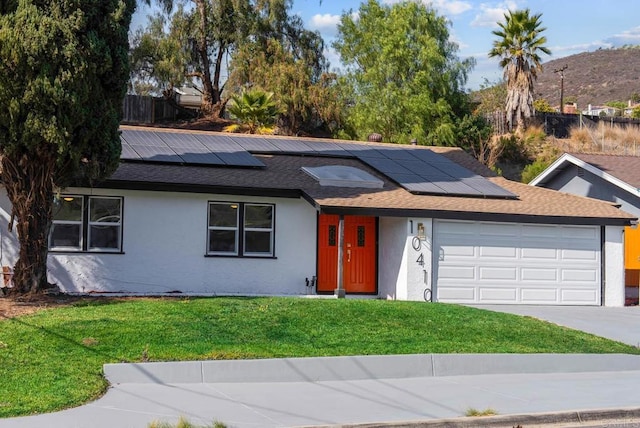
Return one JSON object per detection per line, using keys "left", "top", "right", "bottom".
{"left": 357, "top": 225, "right": 366, "bottom": 247}
{"left": 243, "top": 204, "right": 273, "bottom": 255}
{"left": 208, "top": 203, "right": 239, "bottom": 255}
{"left": 50, "top": 197, "right": 84, "bottom": 250}
{"left": 208, "top": 202, "right": 274, "bottom": 257}
{"left": 50, "top": 195, "right": 123, "bottom": 252}
{"left": 88, "top": 197, "right": 122, "bottom": 251}
{"left": 328, "top": 225, "right": 337, "bottom": 246}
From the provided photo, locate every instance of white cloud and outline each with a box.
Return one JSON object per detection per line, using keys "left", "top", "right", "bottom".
{"left": 430, "top": 0, "right": 473, "bottom": 15}
{"left": 470, "top": 1, "right": 519, "bottom": 28}
{"left": 308, "top": 13, "right": 341, "bottom": 39}
{"left": 381, "top": 0, "right": 471, "bottom": 16}
{"left": 310, "top": 13, "right": 340, "bottom": 31}
{"left": 605, "top": 26, "right": 640, "bottom": 46}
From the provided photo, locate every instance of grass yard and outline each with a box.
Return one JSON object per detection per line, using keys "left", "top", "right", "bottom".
{"left": 0, "top": 296, "right": 638, "bottom": 417}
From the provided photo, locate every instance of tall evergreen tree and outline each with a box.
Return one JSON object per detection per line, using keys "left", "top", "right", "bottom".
{"left": 489, "top": 9, "right": 550, "bottom": 133}
{"left": 0, "top": 0, "right": 135, "bottom": 293}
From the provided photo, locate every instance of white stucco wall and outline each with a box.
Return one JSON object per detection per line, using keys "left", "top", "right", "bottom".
{"left": 0, "top": 188, "right": 318, "bottom": 295}
{"left": 605, "top": 225, "right": 625, "bottom": 306}
{"left": 378, "top": 217, "right": 433, "bottom": 302}
{"left": 378, "top": 217, "right": 407, "bottom": 299}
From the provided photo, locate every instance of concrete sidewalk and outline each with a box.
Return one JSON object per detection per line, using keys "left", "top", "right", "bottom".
{"left": 3, "top": 354, "right": 640, "bottom": 428}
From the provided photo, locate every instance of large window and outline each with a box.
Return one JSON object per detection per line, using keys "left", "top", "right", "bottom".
{"left": 208, "top": 202, "right": 274, "bottom": 257}
{"left": 49, "top": 195, "right": 123, "bottom": 252}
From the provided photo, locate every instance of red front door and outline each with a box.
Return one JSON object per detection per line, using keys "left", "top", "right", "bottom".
{"left": 317, "top": 214, "right": 376, "bottom": 293}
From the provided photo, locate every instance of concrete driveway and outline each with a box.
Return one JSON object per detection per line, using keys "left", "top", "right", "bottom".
{"left": 474, "top": 305, "right": 640, "bottom": 347}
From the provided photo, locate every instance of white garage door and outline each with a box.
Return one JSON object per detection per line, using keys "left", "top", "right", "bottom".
{"left": 434, "top": 220, "right": 601, "bottom": 305}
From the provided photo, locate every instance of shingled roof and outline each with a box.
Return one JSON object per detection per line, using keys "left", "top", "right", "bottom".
{"left": 103, "top": 127, "right": 635, "bottom": 226}
{"left": 569, "top": 153, "right": 640, "bottom": 189}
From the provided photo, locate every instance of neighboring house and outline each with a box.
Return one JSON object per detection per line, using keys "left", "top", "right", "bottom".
{"left": 0, "top": 127, "right": 634, "bottom": 306}
{"left": 581, "top": 104, "right": 621, "bottom": 117}
{"left": 530, "top": 153, "right": 640, "bottom": 302}
{"left": 623, "top": 102, "right": 640, "bottom": 117}
{"left": 174, "top": 86, "right": 202, "bottom": 110}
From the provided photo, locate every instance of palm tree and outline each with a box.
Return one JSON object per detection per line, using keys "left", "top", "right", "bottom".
{"left": 489, "top": 9, "right": 550, "bottom": 133}
{"left": 227, "top": 89, "right": 280, "bottom": 134}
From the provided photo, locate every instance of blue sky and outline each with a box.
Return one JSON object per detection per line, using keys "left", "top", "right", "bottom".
{"left": 132, "top": 0, "right": 640, "bottom": 90}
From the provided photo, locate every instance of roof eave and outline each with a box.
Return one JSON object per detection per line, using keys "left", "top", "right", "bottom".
{"left": 316, "top": 205, "right": 634, "bottom": 226}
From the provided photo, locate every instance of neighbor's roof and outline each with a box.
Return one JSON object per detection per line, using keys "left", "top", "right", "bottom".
{"left": 103, "top": 127, "right": 635, "bottom": 225}
{"left": 530, "top": 152, "right": 640, "bottom": 197}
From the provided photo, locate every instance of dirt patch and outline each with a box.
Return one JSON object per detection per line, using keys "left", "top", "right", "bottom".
{"left": 0, "top": 294, "right": 85, "bottom": 319}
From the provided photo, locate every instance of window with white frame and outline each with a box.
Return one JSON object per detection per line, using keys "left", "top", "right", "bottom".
{"left": 49, "top": 195, "right": 123, "bottom": 252}
{"left": 208, "top": 202, "right": 274, "bottom": 257}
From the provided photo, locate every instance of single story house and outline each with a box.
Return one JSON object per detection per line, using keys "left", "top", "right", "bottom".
{"left": 530, "top": 153, "right": 640, "bottom": 301}
{"left": 0, "top": 127, "right": 634, "bottom": 305}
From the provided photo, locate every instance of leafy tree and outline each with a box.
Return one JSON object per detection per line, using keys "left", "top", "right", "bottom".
{"left": 632, "top": 106, "right": 640, "bottom": 119}
{"left": 333, "top": 0, "right": 474, "bottom": 145}
{"left": 227, "top": 89, "right": 280, "bottom": 134}
{"left": 533, "top": 98, "right": 555, "bottom": 113}
{"left": 455, "top": 114, "right": 501, "bottom": 167}
{"left": 129, "top": 6, "right": 192, "bottom": 98}
{"left": 472, "top": 78, "right": 507, "bottom": 115}
{"left": 489, "top": 9, "right": 550, "bottom": 134}
{"left": 132, "top": 0, "right": 325, "bottom": 119}
{"left": 0, "top": 0, "right": 135, "bottom": 293}
{"left": 228, "top": 38, "right": 342, "bottom": 135}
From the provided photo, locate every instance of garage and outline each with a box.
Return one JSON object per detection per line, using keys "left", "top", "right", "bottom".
{"left": 433, "top": 220, "right": 602, "bottom": 305}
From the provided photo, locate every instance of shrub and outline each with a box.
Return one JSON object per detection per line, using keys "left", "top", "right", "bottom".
{"left": 521, "top": 159, "right": 552, "bottom": 183}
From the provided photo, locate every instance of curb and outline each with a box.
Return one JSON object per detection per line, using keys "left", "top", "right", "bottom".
{"left": 104, "top": 353, "right": 640, "bottom": 384}
{"left": 306, "top": 407, "right": 640, "bottom": 427}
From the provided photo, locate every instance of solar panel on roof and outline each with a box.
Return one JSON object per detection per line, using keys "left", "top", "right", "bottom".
{"left": 159, "top": 132, "right": 209, "bottom": 150}
{"left": 229, "top": 136, "right": 280, "bottom": 152}
{"left": 407, "top": 148, "right": 450, "bottom": 163}
{"left": 196, "top": 134, "right": 243, "bottom": 151}
{"left": 401, "top": 181, "right": 448, "bottom": 194}
{"left": 383, "top": 172, "right": 423, "bottom": 184}
{"left": 377, "top": 147, "right": 421, "bottom": 161}
{"left": 179, "top": 152, "right": 226, "bottom": 165}
{"left": 338, "top": 144, "right": 387, "bottom": 159}
{"left": 120, "top": 143, "right": 141, "bottom": 160}
{"left": 461, "top": 178, "right": 517, "bottom": 197}
{"left": 131, "top": 145, "right": 183, "bottom": 163}
{"left": 429, "top": 162, "right": 476, "bottom": 179}
{"left": 359, "top": 157, "right": 411, "bottom": 174}
{"left": 195, "top": 134, "right": 266, "bottom": 167}
{"left": 216, "top": 151, "right": 266, "bottom": 167}
{"left": 305, "top": 141, "right": 349, "bottom": 157}
{"left": 121, "top": 130, "right": 167, "bottom": 147}
{"left": 429, "top": 180, "right": 483, "bottom": 196}
{"left": 270, "top": 139, "right": 316, "bottom": 153}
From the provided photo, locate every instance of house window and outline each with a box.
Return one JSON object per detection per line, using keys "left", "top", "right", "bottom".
{"left": 49, "top": 195, "right": 123, "bottom": 252}
{"left": 208, "top": 202, "right": 274, "bottom": 257}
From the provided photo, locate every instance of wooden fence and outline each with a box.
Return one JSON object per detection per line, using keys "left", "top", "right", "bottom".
{"left": 121, "top": 95, "right": 177, "bottom": 124}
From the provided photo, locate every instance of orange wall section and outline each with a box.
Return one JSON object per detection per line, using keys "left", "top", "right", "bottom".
{"left": 625, "top": 226, "right": 640, "bottom": 270}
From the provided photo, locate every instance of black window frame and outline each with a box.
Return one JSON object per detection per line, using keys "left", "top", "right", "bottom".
{"left": 207, "top": 201, "right": 275, "bottom": 258}
{"left": 49, "top": 195, "right": 124, "bottom": 253}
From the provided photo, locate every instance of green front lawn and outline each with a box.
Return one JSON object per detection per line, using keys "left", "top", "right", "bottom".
{"left": 0, "top": 297, "right": 637, "bottom": 417}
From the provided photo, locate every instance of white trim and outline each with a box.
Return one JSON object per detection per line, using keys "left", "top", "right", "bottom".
{"left": 529, "top": 153, "right": 640, "bottom": 197}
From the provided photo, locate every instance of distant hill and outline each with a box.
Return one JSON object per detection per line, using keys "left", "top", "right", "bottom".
{"left": 534, "top": 47, "right": 640, "bottom": 109}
